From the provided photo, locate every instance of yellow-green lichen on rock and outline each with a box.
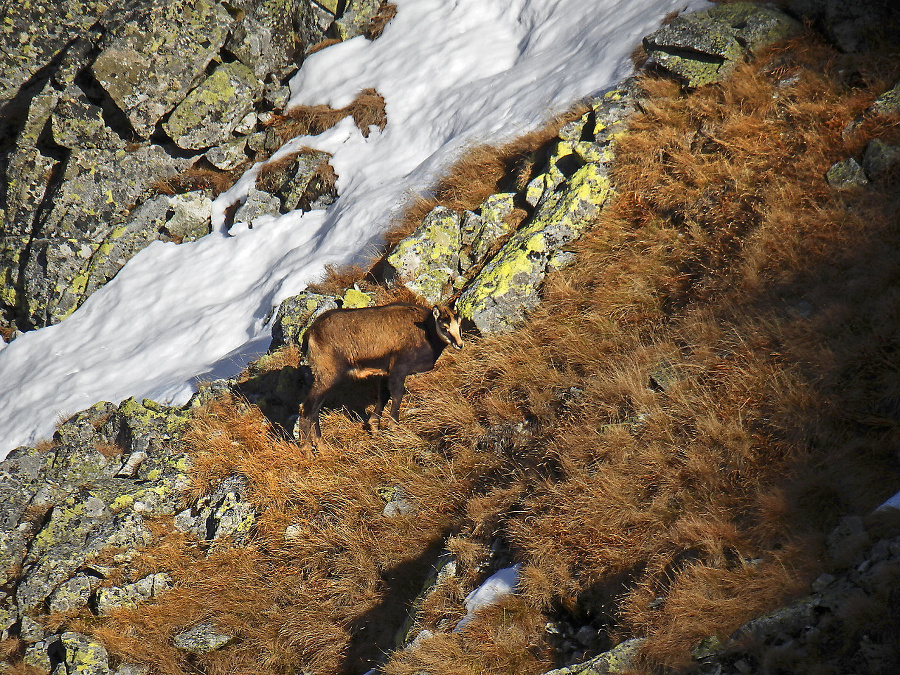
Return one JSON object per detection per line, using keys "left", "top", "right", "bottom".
{"left": 269, "top": 291, "right": 339, "bottom": 350}
{"left": 342, "top": 287, "right": 373, "bottom": 308}
{"left": 643, "top": 2, "right": 799, "bottom": 87}
{"left": 541, "top": 638, "right": 645, "bottom": 675}
{"left": 387, "top": 205, "right": 461, "bottom": 306}
{"left": 164, "top": 61, "right": 263, "bottom": 150}
{"left": 457, "top": 162, "right": 610, "bottom": 334}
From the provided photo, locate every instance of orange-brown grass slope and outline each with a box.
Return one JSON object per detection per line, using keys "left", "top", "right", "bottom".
{"left": 82, "top": 32, "right": 900, "bottom": 675}
{"left": 386, "top": 33, "right": 900, "bottom": 672}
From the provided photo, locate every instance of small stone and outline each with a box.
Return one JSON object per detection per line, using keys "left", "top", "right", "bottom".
{"left": 206, "top": 138, "right": 249, "bottom": 171}
{"left": 174, "top": 621, "right": 234, "bottom": 654}
{"left": 233, "top": 188, "right": 283, "bottom": 226}
{"left": 811, "top": 573, "right": 836, "bottom": 592}
{"left": 574, "top": 625, "right": 599, "bottom": 649}
{"left": 234, "top": 112, "right": 258, "bottom": 136}
{"left": 383, "top": 487, "right": 415, "bottom": 518}
{"left": 826, "top": 158, "right": 868, "bottom": 189}
{"left": 862, "top": 139, "right": 900, "bottom": 182}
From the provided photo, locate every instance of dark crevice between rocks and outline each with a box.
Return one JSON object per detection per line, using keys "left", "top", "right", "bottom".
{"left": 0, "top": 37, "right": 80, "bottom": 153}
{"left": 644, "top": 44, "right": 728, "bottom": 67}
{"left": 71, "top": 40, "right": 141, "bottom": 145}
{"left": 11, "top": 120, "right": 72, "bottom": 332}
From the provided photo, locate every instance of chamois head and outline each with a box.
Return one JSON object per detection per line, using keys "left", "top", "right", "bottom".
{"left": 432, "top": 305, "right": 463, "bottom": 350}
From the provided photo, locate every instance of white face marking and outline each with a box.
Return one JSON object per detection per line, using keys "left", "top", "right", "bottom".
{"left": 446, "top": 314, "right": 463, "bottom": 350}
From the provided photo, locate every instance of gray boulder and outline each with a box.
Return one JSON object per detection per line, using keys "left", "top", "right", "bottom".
{"left": 0, "top": 396, "right": 192, "bottom": 637}
{"left": 174, "top": 621, "right": 235, "bottom": 654}
{"left": 226, "top": 0, "right": 326, "bottom": 81}
{"left": 173, "top": 475, "right": 256, "bottom": 546}
{"left": 94, "top": 572, "right": 173, "bottom": 615}
{"left": 826, "top": 158, "right": 868, "bottom": 189}
{"left": 269, "top": 291, "right": 339, "bottom": 350}
{"left": 644, "top": 3, "right": 800, "bottom": 87}
{"left": 164, "top": 61, "right": 264, "bottom": 150}
{"left": 256, "top": 149, "right": 339, "bottom": 213}
{"left": 457, "top": 160, "right": 611, "bottom": 334}
{"left": 334, "top": 0, "right": 383, "bottom": 41}
{"left": 387, "top": 206, "right": 462, "bottom": 305}
{"left": 862, "top": 139, "right": 900, "bottom": 182}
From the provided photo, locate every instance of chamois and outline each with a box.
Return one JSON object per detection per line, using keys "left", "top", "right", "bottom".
{"left": 298, "top": 303, "right": 463, "bottom": 440}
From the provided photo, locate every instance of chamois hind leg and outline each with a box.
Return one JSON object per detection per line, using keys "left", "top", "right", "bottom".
{"left": 367, "top": 377, "right": 390, "bottom": 431}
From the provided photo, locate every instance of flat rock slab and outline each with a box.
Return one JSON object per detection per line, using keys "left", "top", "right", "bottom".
{"left": 174, "top": 621, "right": 235, "bottom": 654}
{"left": 164, "top": 61, "right": 263, "bottom": 150}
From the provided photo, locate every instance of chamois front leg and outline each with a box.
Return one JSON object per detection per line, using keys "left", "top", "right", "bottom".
{"left": 386, "top": 369, "right": 410, "bottom": 426}
{"left": 367, "top": 378, "right": 390, "bottom": 431}
{"left": 299, "top": 378, "right": 332, "bottom": 441}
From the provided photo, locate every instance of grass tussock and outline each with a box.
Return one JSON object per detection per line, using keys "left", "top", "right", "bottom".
{"left": 364, "top": 2, "right": 398, "bottom": 41}
{"left": 78, "top": 31, "right": 900, "bottom": 675}
{"left": 150, "top": 161, "right": 244, "bottom": 199}
{"left": 267, "top": 88, "right": 387, "bottom": 144}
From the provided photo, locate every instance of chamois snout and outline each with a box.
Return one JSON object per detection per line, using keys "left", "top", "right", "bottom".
{"left": 433, "top": 305, "right": 464, "bottom": 350}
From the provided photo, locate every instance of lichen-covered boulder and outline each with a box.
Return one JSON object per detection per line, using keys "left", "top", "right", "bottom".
{"left": 643, "top": 3, "right": 800, "bottom": 87}
{"left": 255, "top": 149, "right": 339, "bottom": 212}
{"left": 13, "top": 143, "right": 190, "bottom": 327}
{"left": 0, "top": 0, "right": 111, "bottom": 106}
{"left": 457, "top": 162, "right": 611, "bottom": 334}
{"left": 468, "top": 193, "right": 517, "bottom": 263}
{"left": 226, "top": 0, "right": 326, "bottom": 81}
{"left": 334, "top": 0, "right": 383, "bottom": 41}
{"left": 387, "top": 206, "right": 462, "bottom": 305}
{"left": 50, "top": 86, "right": 123, "bottom": 150}
{"left": 826, "top": 157, "right": 868, "bottom": 189}
{"left": 56, "top": 632, "right": 112, "bottom": 675}
{"left": 174, "top": 621, "right": 235, "bottom": 654}
{"left": 1, "top": 396, "right": 190, "bottom": 633}
{"left": 269, "top": 291, "right": 339, "bottom": 350}
{"left": 91, "top": 0, "right": 234, "bottom": 139}
{"left": 541, "top": 638, "right": 645, "bottom": 675}
{"left": 870, "top": 80, "right": 900, "bottom": 117}
{"left": 164, "top": 61, "right": 264, "bottom": 150}
{"left": 206, "top": 137, "right": 250, "bottom": 171}
{"left": 234, "top": 188, "right": 284, "bottom": 227}
{"left": 173, "top": 475, "right": 255, "bottom": 546}
{"left": 94, "top": 572, "right": 173, "bottom": 615}
{"left": 49, "top": 574, "right": 101, "bottom": 614}
{"left": 862, "top": 139, "right": 900, "bottom": 181}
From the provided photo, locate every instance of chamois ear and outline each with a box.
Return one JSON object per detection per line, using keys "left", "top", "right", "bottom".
{"left": 432, "top": 305, "right": 441, "bottom": 320}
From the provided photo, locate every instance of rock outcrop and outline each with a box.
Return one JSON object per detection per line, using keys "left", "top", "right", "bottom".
{"left": 0, "top": 0, "right": 389, "bottom": 336}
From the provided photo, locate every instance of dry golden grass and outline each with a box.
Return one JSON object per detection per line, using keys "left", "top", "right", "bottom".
{"left": 71, "top": 31, "right": 900, "bottom": 675}
{"left": 365, "top": 2, "right": 398, "bottom": 41}
{"left": 150, "top": 162, "right": 244, "bottom": 199}
{"left": 267, "top": 88, "right": 387, "bottom": 144}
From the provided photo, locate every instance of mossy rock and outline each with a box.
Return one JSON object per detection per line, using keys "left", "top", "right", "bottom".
{"left": 164, "top": 61, "right": 264, "bottom": 150}
{"left": 458, "top": 162, "right": 611, "bottom": 334}
{"left": 643, "top": 3, "right": 800, "bottom": 87}
{"left": 387, "top": 206, "right": 461, "bottom": 305}
{"left": 269, "top": 291, "right": 339, "bottom": 350}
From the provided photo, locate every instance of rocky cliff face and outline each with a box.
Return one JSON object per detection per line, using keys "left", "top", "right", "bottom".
{"left": 0, "top": 0, "right": 387, "bottom": 334}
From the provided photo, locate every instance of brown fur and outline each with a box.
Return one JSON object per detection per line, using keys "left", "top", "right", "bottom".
{"left": 299, "top": 303, "right": 463, "bottom": 439}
